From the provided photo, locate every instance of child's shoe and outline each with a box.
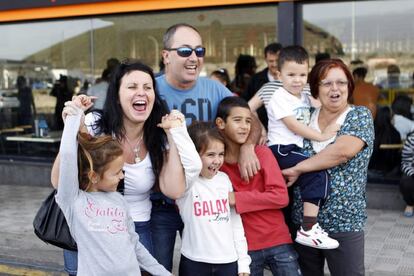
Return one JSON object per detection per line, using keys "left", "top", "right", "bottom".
{"left": 295, "top": 223, "right": 339, "bottom": 249}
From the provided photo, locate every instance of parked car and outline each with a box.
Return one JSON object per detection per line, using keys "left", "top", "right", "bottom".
{"left": 0, "top": 89, "right": 20, "bottom": 109}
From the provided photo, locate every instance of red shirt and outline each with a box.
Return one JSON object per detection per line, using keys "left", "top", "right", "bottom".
{"left": 220, "top": 145, "right": 292, "bottom": 251}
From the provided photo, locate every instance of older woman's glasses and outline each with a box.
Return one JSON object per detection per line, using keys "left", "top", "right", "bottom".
{"left": 165, "top": 46, "right": 206, "bottom": 58}
{"left": 319, "top": 80, "right": 348, "bottom": 88}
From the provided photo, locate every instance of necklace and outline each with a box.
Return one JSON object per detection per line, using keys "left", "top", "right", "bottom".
{"left": 124, "top": 134, "right": 144, "bottom": 163}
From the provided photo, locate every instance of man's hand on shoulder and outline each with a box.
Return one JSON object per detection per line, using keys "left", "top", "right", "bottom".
{"left": 238, "top": 143, "right": 260, "bottom": 181}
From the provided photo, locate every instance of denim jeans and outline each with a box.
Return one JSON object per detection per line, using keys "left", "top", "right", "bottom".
{"left": 63, "top": 220, "right": 153, "bottom": 275}
{"left": 179, "top": 254, "right": 238, "bottom": 276}
{"left": 249, "top": 244, "right": 302, "bottom": 276}
{"left": 150, "top": 199, "right": 183, "bottom": 272}
{"left": 63, "top": 249, "right": 77, "bottom": 276}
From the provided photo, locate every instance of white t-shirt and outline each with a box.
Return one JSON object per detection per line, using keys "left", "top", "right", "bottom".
{"left": 84, "top": 112, "right": 153, "bottom": 222}
{"left": 309, "top": 106, "right": 352, "bottom": 153}
{"left": 170, "top": 126, "right": 250, "bottom": 274}
{"left": 267, "top": 87, "right": 311, "bottom": 148}
{"left": 393, "top": 114, "right": 414, "bottom": 140}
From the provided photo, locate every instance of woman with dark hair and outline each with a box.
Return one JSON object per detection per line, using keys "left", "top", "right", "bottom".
{"left": 51, "top": 60, "right": 185, "bottom": 276}
{"left": 231, "top": 54, "right": 257, "bottom": 96}
{"left": 210, "top": 68, "right": 231, "bottom": 90}
{"left": 283, "top": 59, "right": 374, "bottom": 276}
{"left": 369, "top": 106, "right": 401, "bottom": 175}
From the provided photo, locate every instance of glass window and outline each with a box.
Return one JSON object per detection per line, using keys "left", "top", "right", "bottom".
{"left": 0, "top": 4, "right": 278, "bottom": 156}
{"left": 303, "top": 0, "right": 414, "bottom": 93}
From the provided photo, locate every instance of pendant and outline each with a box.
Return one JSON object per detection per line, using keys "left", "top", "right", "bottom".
{"left": 135, "top": 156, "right": 141, "bottom": 163}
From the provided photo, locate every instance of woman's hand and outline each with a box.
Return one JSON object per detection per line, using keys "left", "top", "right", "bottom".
{"left": 238, "top": 273, "right": 250, "bottom": 276}
{"left": 157, "top": 110, "right": 185, "bottom": 132}
{"left": 282, "top": 167, "right": 301, "bottom": 187}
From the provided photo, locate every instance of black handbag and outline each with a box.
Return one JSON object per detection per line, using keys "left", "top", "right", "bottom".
{"left": 33, "top": 189, "right": 77, "bottom": 250}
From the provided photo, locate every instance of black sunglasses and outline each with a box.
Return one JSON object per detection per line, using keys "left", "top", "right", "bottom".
{"left": 165, "top": 46, "right": 206, "bottom": 58}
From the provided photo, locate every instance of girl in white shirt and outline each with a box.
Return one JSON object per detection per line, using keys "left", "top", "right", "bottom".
{"left": 160, "top": 118, "right": 250, "bottom": 276}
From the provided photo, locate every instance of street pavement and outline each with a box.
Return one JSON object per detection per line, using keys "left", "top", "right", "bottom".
{"left": 0, "top": 184, "right": 413, "bottom": 276}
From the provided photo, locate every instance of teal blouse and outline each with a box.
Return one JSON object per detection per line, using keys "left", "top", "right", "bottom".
{"left": 292, "top": 106, "right": 374, "bottom": 233}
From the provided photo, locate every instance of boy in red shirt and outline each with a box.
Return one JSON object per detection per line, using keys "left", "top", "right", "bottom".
{"left": 216, "top": 96, "right": 301, "bottom": 276}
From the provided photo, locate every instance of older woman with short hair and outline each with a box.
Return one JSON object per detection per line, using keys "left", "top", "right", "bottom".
{"left": 283, "top": 59, "right": 374, "bottom": 276}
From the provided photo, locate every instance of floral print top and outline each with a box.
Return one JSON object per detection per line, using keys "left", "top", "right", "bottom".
{"left": 292, "top": 106, "right": 374, "bottom": 233}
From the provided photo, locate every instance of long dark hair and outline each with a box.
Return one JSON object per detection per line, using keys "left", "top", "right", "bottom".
{"left": 94, "top": 60, "right": 168, "bottom": 189}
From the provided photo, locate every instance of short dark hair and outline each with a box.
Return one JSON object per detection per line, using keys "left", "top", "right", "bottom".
{"left": 216, "top": 96, "right": 250, "bottom": 122}
{"left": 264, "top": 43, "right": 283, "bottom": 56}
{"left": 210, "top": 68, "right": 231, "bottom": 89}
{"left": 188, "top": 121, "right": 225, "bottom": 155}
{"left": 392, "top": 94, "right": 413, "bottom": 118}
{"left": 353, "top": 67, "right": 368, "bottom": 79}
{"left": 277, "top": 45, "right": 309, "bottom": 71}
{"left": 308, "top": 58, "right": 354, "bottom": 100}
{"left": 163, "top": 23, "right": 200, "bottom": 49}
{"left": 315, "top": 52, "right": 331, "bottom": 64}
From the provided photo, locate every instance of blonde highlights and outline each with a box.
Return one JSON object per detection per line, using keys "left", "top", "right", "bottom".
{"left": 77, "top": 133, "right": 123, "bottom": 191}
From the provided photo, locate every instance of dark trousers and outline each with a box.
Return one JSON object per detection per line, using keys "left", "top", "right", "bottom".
{"left": 179, "top": 254, "right": 238, "bottom": 276}
{"left": 270, "top": 144, "right": 329, "bottom": 205}
{"left": 150, "top": 198, "right": 184, "bottom": 272}
{"left": 295, "top": 231, "right": 365, "bottom": 276}
{"left": 400, "top": 175, "right": 414, "bottom": 205}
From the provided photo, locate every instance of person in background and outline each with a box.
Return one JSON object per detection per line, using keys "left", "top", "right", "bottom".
{"left": 314, "top": 52, "right": 330, "bottom": 64}
{"left": 16, "top": 75, "right": 36, "bottom": 125}
{"left": 352, "top": 66, "right": 379, "bottom": 119}
{"left": 87, "top": 68, "right": 110, "bottom": 110}
{"left": 391, "top": 94, "right": 414, "bottom": 140}
{"left": 210, "top": 68, "right": 231, "bottom": 90}
{"left": 368, "top": 106, "right": 401, "bottom": 176}
{"left": 283, "top": 59, "right": 374, "bottom": 276}
{"left": 242, "top": 42, "right": 283, "bottom": 129}
{"left": 217, "top": 97, "right": 301, "bottom": 276}
{"left": 231, "top": 54, "right": 257, "bottom": 96}
{"left": 400, "top": 131, "right": 414, "bottom": 217}
{"left": 154, "top": 23, "right": 261, "bottom": 272}
{"left": 50, "top": 75, "right": 74, "bottom": 130}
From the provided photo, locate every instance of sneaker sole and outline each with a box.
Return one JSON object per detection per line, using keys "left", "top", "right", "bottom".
{"left": 295, "top": 238, "right": 339, "bottom": 250}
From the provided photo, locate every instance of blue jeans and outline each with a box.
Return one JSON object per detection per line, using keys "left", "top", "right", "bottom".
{"left": 179, "top": 254, "right": 238, "bottom": 276}
{"left": 249, "top": 244, "right": 302, "bottom": 276}
{"left": 63, "top": 220, "right": 153, "bottom": 275}
{"left": 150, "top": 198, "right": 183, "bottom": 272}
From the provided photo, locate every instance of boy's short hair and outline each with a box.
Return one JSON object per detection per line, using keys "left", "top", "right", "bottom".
{"left": 264, "top": 42, "right": 283, "bottom": 56}
{"left": 216, "top": 96, "right": 250, "bottom": 122}
{"left": 277, "top": 45, "right": 309, "bottom": 71}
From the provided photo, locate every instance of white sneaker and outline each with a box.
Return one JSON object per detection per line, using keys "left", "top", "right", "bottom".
{"left": 295, "top": 223, "right": 339, "bottom": 249}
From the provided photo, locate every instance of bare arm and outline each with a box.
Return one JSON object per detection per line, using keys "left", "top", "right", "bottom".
{"left": 51, "top": 154, "right": 60, "bottom": 188}
{"left": 248, "top": 93, "right": 263, "bottom": 113}
{"left": 283, "top": 135, "right": 365, "bottom": 186}
{"left": 282, "top": 116, "right": 338, "bottom": 142}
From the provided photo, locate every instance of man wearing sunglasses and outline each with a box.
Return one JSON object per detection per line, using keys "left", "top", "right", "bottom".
{"left": 151, "top": 23, "right": 262, "bottom": 273}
